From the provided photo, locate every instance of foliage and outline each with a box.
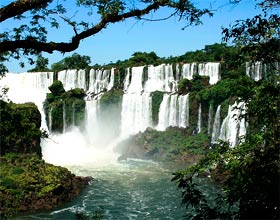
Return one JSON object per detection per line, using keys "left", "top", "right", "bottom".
{"left": 0, "top": 153, "right": 90, "bottom": 218}
{"left": 99, "top": 89, "right": 123, "bottom": 108}
{"left": 222, "top": 1, "right": 280, "bottom": 63}
{"left": 117, "top": 127, "right": 209, "bottom": 161}
{"left": 177, "top": 78, "right": 191, "bottom": 94}
{"left": 44, "top": 80, "right": 86, "bottom": 132}
{"left": 165, "top": 43, "right": 242, "bottom": 68}
{"left": 129, "top": 52, "right": 162, "bottom": 66}
{"left": 151, "top": 91, "right": 164, "bottom": 125}
{"left": 28, "top": 54, "right": 50, "bottom": 72}
{"left": 0, "top": 100, "right": 42, "bottom": 157}
{"left": 0, "top": 0, "right": 212, "bottom": 75}
{"left": 174, "top": 1, "right": 280, "bottom": 219}
{"left": 198, "top": 75, "right": 255, "bottom": 106}
{"left": 48, "top": 80, "right": 65, "bottom": 96}
{"left": 51, "top": 53, "right": 91, "bottom": 72}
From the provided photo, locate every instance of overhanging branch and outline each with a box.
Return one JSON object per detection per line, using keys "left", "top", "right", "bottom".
{"left": 0, "top": 0, "right": 53, "bottom": 22}
{"left": 0, "top": 2, "right": 163, "bottom": 54}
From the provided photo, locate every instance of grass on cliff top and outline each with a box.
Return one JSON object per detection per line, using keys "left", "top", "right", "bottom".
{"left": 136, "top": 128, "right": 209, "bottom": 157}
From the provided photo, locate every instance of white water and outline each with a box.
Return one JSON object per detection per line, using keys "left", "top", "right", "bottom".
{"left": 246, "top": 61, "right": 262, "bottom": 81}
{"left": 178, "top": 94, "right": 189, "bottom": 128}
{"left": 180, "top": 62, "right": 220, "bottom": 85}
{"left": 198, "top": 62, "right": 220, "bottom": 85}
{"left": 58, "top": 69, "right": 86, "bottom": 91}
{"left": 157, "top": 93, "right": 189, "bottom": 131}
{"left": 0, "top": 72, "right": 54, "bottom": 131}
{"left": 157, "top": 94, "right": 171, "bottom": 131}
{"left": 211, "top": 105, "right": 221, "bottom": 143}
{"left": 120, "top": 92, "right": 152, "bottom": 138}
{"left": 219, "top": 102, "right": 246, "bottom": 147}
{"left": 1, "top": 63, "right": 249, "bottom": 163}
{"left": 88, "top": 68, "right": 114, "bottom": 94}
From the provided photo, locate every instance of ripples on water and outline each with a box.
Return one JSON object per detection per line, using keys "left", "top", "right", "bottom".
{"left": 14, "top": 159, "right": 189, "bottom": 220}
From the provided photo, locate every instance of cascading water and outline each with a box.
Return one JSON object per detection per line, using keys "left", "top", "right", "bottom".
{"left": 1, "top": 63, "right": 251, "bottom": 220}
{"left": 218, "top": 102, "right": 246, "bottom": 147}
{"left": 120, "top": 66, "right": 152, "bottom": 138}
{"left": 88, "top": 68, "right": 114, "bottom": 94}
{"left": 181, "top": 63, "right": 196, "bottom": 80}
{"left": 168, "top": 94, "right": 178, "bottom": 126}
{"left": 178, "top": 94, "right": 189, "bottom": 128}
{"left": 208, "top": 104, "right": 213, "bottom": 135}
{"left": 58, "top": 69, "right": 86, "bottom": 91}
{"left": 157, "top": 93, "right": 189, "bottom": 130}
{"left": 246, "top": 61, "right": 262, "bottom": 81}
{"left": 48, "top": 106, "right": 53, "bottom": 133}
{"left": 211, "top": 105, "right": 221, "bottom": 143}
{"left": 0, "top": 72, "right": 54, "bottom": 131}
{"left": 157, "top": 94, "right": 171, "bottom": 131}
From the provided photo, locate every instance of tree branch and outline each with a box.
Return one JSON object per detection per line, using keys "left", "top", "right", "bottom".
{"left": 0, "top": 0, "right": 53, "bottom": 22}
{"left": 0, "top": 2, "right": 163, "bottom": 54}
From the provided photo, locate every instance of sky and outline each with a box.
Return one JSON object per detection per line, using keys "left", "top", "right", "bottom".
{"left": 1, "top": 0, "right": 263, "bottom": 72}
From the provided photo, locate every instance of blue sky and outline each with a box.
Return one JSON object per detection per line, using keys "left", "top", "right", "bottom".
{"left": 2, "top": 0, "right": 263, "bottom": 72}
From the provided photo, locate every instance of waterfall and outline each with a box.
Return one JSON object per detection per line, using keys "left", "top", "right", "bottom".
{"left": 197, "top": 103, "right": 202, "bottom": 133}
{"left": 246, "top": 61, "right": 262, "bottom": 81}
{"left": 88, "top": 68, "right": 114, "bottom": 94}
{"left": 211, "top": 105, "right": 221, "bottom": 143}
{"left": 120, "top": 92, "right": 152, "bottom": 138}
{"left": 1, "top": 62, "right": 253, "bottom": 166}
{"left": 198, "top": 62, "right": 220, "bottom": 85}
{"left": 85, "top": 97, "right": 99, "bottom": 146}
{"left": 123, "top": 68, "right": 131, "bottom": 92}
{"left": 208, "top": 104, "right": 213, "bottom": 135}
{"left": 168, "top": 94, "right": 178, "bottom": 126}
{"left": 127, "top": 66, "right": 144, "bottom": 93}
{"left": 178, "top": 94, "right": 189, "bottom": 128}
{"left": 48, "top": 106, "right": 53, "bottom": 133}
{"left": 219, "top": 102, "right": 246, "bottom": 147}
{"left": 157, "top": 94, "right": 170, "bottom": 131}
{"left": 157, "top": 93, "right": 189, "bottom": 130}
{"left": 58, "top": 69, "right": 86, "bottom": 90}
{"left": 0, "top": 72, "right": 54, "bottom": 130}
{"left": 181, "top": 63, "right": 196, "bottom": 80}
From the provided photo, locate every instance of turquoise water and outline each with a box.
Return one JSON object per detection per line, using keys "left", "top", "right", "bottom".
{"left": 14, "top": 159, "right": 187, "bottom": 220}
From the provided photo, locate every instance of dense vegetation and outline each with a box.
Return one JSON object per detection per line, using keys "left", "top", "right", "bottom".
{"left": 0, "top": 153, "right": 91, "bottom": 219}
{"left": 44, "top": 80, "right": 86, "bottom": 132}
{"left": 172, "top": 0, "right": 280, "bottom": 219}
{"left": 0, "top": 100, "right": 42, "bottom": 157}
{"left": 116, "top": 127, "right": 208, "bottom": 162}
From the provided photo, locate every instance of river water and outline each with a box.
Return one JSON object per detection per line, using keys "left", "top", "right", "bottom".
{"left": 14, "top": 159, "right": 187, "bottom": 220}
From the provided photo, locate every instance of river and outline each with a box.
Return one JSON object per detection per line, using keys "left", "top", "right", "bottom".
{"left": 14, "top": 159, "right": 187, "bottom": 220}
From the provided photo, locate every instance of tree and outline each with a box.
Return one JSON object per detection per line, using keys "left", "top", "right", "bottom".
{"left": 28, "top": 54, "right": 50, "bottom": 72}
{"left": 173, "top": 0, "right": 280, "bottom": 219}
{"left": 0, "top": 0, "right": 213, "bottom": 75}
{"left": 51, "top": 53, "right": 91, "bottom": 71}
